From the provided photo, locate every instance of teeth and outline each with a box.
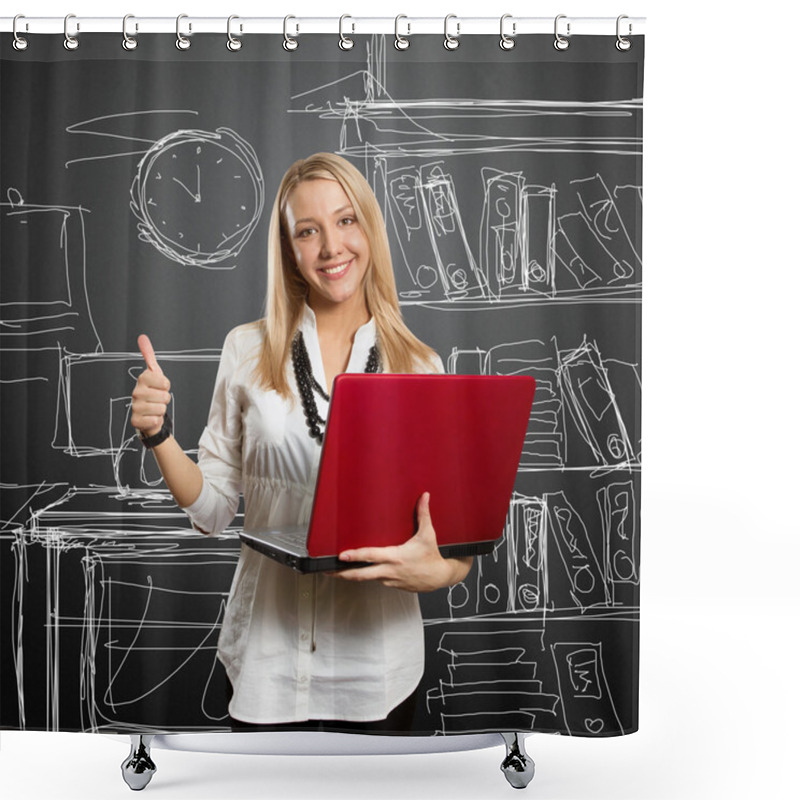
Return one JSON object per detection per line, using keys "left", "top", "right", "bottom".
{"left": 321, "top": 262, "right": 349, "bottom": 275}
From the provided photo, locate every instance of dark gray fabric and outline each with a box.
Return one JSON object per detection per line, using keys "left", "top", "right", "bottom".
{"left": 0, "top": 33, "right": 643, "bottom": 736}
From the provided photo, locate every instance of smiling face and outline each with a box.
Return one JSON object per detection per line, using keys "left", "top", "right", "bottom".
{"left": 283, "top": 178, "right": 371, "bottom": 317}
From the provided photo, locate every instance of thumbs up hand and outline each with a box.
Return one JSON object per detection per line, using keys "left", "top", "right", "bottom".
{"left": 131, "top": 334, "right": 172, "bottom": 437}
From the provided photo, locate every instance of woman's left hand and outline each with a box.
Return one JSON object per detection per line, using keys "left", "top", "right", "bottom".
{"left": 330, "top": 492, "right": 473, "bottom": 592}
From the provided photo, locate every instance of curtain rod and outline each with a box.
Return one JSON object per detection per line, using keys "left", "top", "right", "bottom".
{"left": 0, "top": 16, "right": 646, "bottom": 37}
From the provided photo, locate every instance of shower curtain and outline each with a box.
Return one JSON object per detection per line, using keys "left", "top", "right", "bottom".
{"left": 0, "top": 28, "right": 643, "bottom": 738}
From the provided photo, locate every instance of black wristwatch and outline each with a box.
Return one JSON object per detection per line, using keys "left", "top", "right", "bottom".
{"left": 138, "top": 412, "right": 172, "bottom": 449}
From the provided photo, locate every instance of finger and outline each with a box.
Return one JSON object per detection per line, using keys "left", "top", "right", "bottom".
{"left": 339, "top": 546, "right": 397, "bottom": 564}
{"left": 137, "top": 334, "right": 163, "bottom": 375}
{"left": 132, "top": 384, "right": 171, "bottom": 404}
{"left": 333, "top": 564, "right": 389, "bottom": 582}
{"left": 133, "top": 401, "right": 169, "bottom": 417}
{"left": 414, "top": 492, "right": 438, "bottom": 544}
{"left": 138, "top": 372, "right": 171, "bottom": 393}
{"left": 416, "top": 491, "right": 432, "bottom": 527}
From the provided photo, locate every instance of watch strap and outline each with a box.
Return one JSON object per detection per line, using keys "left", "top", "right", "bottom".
{"left": 138, "top": 412, "right": 172, "bottom": 449}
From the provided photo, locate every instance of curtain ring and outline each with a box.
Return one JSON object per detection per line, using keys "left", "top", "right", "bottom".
{"left": 394, "top": 15, "right": 410, "bottom": 51}
{"left": 339, "top": 15, "right": 354, "bottom": 50}
{"left": 227, "top": 15, "right": 242, "bottom": 51}
{"left": 443, "top": 14, "right": 460, "bottom": 51}
{"left": 176, "top": 14, "right": 191, "bottom": 50}
{"left": 553, "top": 14, "right": 570, "bottom": 51}
{"left": 64, "top": 14, "right": 79, "bottom": 51}
{"left": 283, "top": 15, "right": 298, "bottom": 51}
{"left": 499, "top": 14, "right": 515, "bottom": 50}
{"left": 616, "top": 15, "right": 632, "bottom": 51}
{"left": 12, "top": 15, "right": 28, "bottom": 51}
{"left": 122, "top": 15, "right": 138, "bottom": 51}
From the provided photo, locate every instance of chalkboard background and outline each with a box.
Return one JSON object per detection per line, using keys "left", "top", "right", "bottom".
{"left": 0, "top": 33, "right": 642, "bottom": 736}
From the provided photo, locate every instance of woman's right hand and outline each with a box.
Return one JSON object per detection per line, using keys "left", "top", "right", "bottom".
{"left": 131, "top": 334, "right": 172, "bottom": 437}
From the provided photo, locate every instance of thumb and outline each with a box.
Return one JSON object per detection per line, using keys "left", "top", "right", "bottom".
{"left": 137, "top": 334, "right": 163, "bottom": 375}
{"left": 416, "top": 492, "right": 433, "bottom": 531}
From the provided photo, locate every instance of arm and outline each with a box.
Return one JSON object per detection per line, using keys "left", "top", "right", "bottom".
{"left": 130, "top": 335, "right": 203, "bottom": 508}
{"left": 131, "top": 333, "right": 242, "bottom": 534}
{"left": 332, "top": 492, "right": 474, "bottom": 592}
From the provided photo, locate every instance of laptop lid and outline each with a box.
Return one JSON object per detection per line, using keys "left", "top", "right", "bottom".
{"left": 305, "top": 374, "right": 536, "bottom": 557}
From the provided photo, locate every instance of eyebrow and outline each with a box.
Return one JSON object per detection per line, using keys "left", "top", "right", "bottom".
{"left": 293, "top": 205, "right": 354, "bottom": 227}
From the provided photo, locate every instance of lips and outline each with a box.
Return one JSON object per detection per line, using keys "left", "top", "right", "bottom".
{"left": 319, "top": 259, "right": 352, "bottom": 278}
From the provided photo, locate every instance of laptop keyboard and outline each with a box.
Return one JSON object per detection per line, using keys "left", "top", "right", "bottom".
{"left": 259, "top": 526, "right": 308, "bottom": 554}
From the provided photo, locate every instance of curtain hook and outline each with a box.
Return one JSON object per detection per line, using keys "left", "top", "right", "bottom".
{"left": 616, "top": 15, "right": 632, "bottom": 51}
{"left": 443, "top": 14, "right": 460, "bottom": 51}
{"left": 227, "top": 15, "right": 242, "bottom": 51}
{"left": 394, "top": 15, "right": 410, "bottom": 51}
{"left": 64, "top": 13, "right": 79, "bottom": 51}
{"left": 553, "top": 14, "right": 570, "bottom": 51}
{"left": 122, "top": 14, "right": 138, "bottom": 51}
{"left": 283, "top": 15, "right": 298, "bottom": 51}
{"left": 12, "top": 15, "right": 29, "bottom": 51}
{"left": 176, "top": 14, "right": 191, "bottom": 50}
{"left": 499, "top": 14, "right": 515, "bottom": 51}
{"left": 339, "top": 15, "right": 354, "bottom": 50}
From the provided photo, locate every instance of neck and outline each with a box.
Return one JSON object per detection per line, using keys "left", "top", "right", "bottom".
{"left": 307, "top": 296, "right": 370, "bottom": 344}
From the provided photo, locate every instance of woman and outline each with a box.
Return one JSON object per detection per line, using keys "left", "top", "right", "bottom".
{"left": 130, "top": 153, "right": 472, "bottom": 732}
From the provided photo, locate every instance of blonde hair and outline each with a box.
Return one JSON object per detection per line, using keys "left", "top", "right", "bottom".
{"left": 255, "top": 152, "right": 438, "bottom": 396}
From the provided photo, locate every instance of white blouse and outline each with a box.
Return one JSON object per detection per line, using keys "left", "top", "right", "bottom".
{"left": 184, "top": 305, "right": 442, "bottom": 724}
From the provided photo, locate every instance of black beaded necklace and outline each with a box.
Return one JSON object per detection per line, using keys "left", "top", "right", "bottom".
{"left": 291, "top": 330, "right": 381, "bottom": 444}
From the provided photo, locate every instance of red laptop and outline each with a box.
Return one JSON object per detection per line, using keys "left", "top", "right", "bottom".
{"left": 240, "top": 374, "right": 536, "bottom": 573}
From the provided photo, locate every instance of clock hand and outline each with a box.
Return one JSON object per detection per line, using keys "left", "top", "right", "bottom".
{"left": 172, "top": 176, "right": 200, "bottom": 202}
{"left": 195, "top": 164, "right": 201, "bottom": 203}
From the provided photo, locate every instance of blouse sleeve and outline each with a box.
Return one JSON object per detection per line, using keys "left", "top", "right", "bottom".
{"left": 182, "top": 329, "right": 244, "bottom": 536}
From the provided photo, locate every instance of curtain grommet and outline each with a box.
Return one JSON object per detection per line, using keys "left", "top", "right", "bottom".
{"left": 63, "top": 13, "right": 79, "bottom": 51}
{"left": 122, "top": 14, "right": 138, "bottom": 51}
{"left": 616, "top": 15, "right": 632, "bottom": 51}
{"left": 176, "top": 14, "right": 191, "bottom": 50}
{"left": 227, "top": 15, "right": 242, "bottom": 51}
{"left": 553, "top": 14, "right": 570, "bottom": 51}
{"left": 499, "top": 14, "right": 515, "bottom": 51}
{"left": 283, "top": 15, "right": 298, "bottom": 51}
{"left": 12, "top": 15, "right": 28, "bottom": 51}
{"left": 443, "top": 14, "right": 460, "bottom": 51}
{"left": 394, "top": 15, "right": 410, "bottom": 50}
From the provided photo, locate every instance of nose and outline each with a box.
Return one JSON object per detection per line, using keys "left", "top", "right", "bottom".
{"left": 319, "top": 225, "right": 343, "bottom": 258}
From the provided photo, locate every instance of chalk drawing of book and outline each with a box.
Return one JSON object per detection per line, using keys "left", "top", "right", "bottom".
{"left": 383, "top": 161, "right": 486, "bottom": 302}
{"left": 480, "top": 168, "right": 556, "bottom": 300}
{"left": 448, "top": 337, "right": 640, "bottom": 472}
{"left": 598, "top": 482, "right": 639, "bottom": 604}
{"left": 554, "top": 174, "right": 642, "bottom": 294}
{"left": 426, "top": 629, "right": 559, "bottom": 735}
{"left": 551, "top": 642, "right": 624, "bottom": 735}
{"left": 288, "top": 36, "right": 642, "bottom": 308}
{"left": 448, "top": 485, "right": 636, "bottom": 620}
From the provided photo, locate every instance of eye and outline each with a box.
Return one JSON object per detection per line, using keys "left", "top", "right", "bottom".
{"left": 339, "top": 216, "right": 355, "bottom": 226}
{"left": 296, "top": 227, "right": 315, "bottom": 238}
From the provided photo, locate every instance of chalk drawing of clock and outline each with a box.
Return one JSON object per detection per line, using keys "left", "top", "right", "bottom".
{"left": 131, "top": 127, "right": 264, "bottom": 268}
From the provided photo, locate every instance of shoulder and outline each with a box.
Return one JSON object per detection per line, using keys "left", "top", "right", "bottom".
{"left": 215, "top": 321, "right": 265, "bottom": 386}
{"left": 221, "top": 320, "right": 264, "bottom": 355}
